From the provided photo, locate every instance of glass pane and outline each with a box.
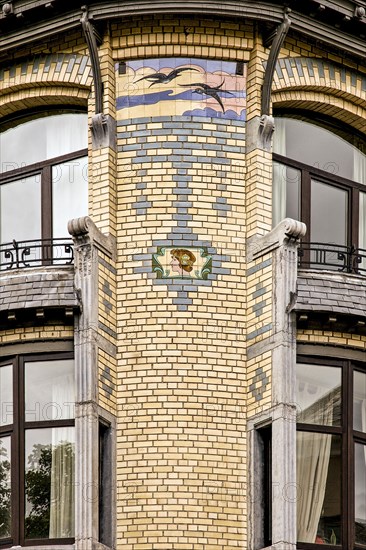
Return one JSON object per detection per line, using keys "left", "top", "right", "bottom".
{"left": 25, "top": 359, "right": 74, "bottom": 422}
{"left": 0, "top": 365, "right": 13, "bottom": 426}
{"left": 52, "top": 156, "right": 88, "bottom": 239}
{"left": 297, "top": 432, "right": 341, "bottom": 545}
{"left": 355, "top": 443, "right": 366, "bottom": 544}
{"left": 0, "top": 436, "right": 11, "bottom": 539}
{"left": 273, "top": 117, "right": 366, "bottom": 184}
{"left": 0, "top": 175, "right": 41, "bottom": 244}
{"left": 272, "top": 162, "right": 300, "bottom": 227}
{"left": 359, "top": 192, "right": 366, "bottom": 272}
{"left": 311, "top": 180, "right": 347, "bottom": 245}
{"left": 0, "top": 113, "right": 87, "bottom": 171}
{"left": 354, "top": 371, "right": 366, "bottom": 432}
{"left": 25, "top": 427, "right": 75, "bottom": 539}
{"left": 296, "top": 363, "right": 341, "bottom": 426}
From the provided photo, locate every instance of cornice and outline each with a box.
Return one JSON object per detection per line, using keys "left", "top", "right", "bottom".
{"left": 0, "top": 1, "right": 365, "bottom": 59}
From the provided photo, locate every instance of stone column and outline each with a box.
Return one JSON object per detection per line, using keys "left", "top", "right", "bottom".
{"left": 247, "top": 218, "right": 306, "bottom": 550}
{"left": 68, "top": 216, "right": 115, "bottom": 550}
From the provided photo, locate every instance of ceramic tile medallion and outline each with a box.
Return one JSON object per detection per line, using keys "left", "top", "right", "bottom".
{"left": 153, "top": 247, "right": 212, "bottom": 280}
{"left": 116, "top": 58, "right": 247, "bottom": 121}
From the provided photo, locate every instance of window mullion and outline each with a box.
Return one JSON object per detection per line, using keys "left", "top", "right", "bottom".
{"left": 12, "top": 355, "right": 24, "bottom": 546}
{"left": 352, "top": 187, "right": 360, "bottom": 249}
{"left": 302, "top": 169, "right": 311, "bottom": 240}
{"left": 41, "top": 165, "right": 52, "bottom": 242}
{"left": 342, "top": 362, "right": 353, "bottom": 548}
{"left": 8, "top": 357, "right": 17, "bottom": 544}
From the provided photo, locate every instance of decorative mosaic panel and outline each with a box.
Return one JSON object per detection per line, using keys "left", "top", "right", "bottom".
{"left": 152, "top": 246, "right": 212, "bottom": 280}
{"left": 116, "top": 58, "right": 246, "bottom": 121}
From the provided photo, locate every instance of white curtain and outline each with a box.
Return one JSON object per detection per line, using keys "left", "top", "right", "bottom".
{"left": 359, "top": 192, "right": 366, "bottom": 273}
{"left": 353, "top": 148, "right": 366, "bottom": 186}
{"left": 297, "top": 388, "right": 340, "bottom": 543}
{"left": 49, "top": 376, "right": 75, "bottom": 538}
{"left": 362, "top": 398, "right": 366, "bottom": 463}
{"left": 272, "top": 118, "right": 287, "bottom": 227}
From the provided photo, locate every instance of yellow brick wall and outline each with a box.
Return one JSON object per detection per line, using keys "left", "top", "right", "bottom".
{"left": 0, "top": 325, "right": 73, "bottom": 344}
{"left": 297, "top": 329, "right": 366, "bottom": 350}
{"left": 113, "top": 16, "right": 251, "bottom": 549}
{"left": 272, "top": 36, "right": 366, "bottom": 131}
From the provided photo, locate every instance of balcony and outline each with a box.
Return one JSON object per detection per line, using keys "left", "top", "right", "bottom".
{"left": 0, "top": 238, "right": 74, "bottom": 271}
{"left": 298, "top": 242, "right": 366, "bottom": 277}
{"left": 0, "top": 238, "right": 78, "bottom": 328}
{"left": 296, "top": 242, "right": 366, "bottom": 334}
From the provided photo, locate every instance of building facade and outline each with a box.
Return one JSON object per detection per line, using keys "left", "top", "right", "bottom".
{"left": 0, "top": 1, "right": 366, "bottom": 549}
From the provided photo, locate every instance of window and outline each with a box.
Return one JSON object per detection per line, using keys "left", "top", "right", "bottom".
{"left": 296, "top": 357, "right": 366, "bottom": 548}
{"left": 99, "top": 420, "right": 112, "bottom": 547}
{"left": 273, "top": 117, "right": 366, "bottom": 273}
{"left": 0, "top": 111, "right": 88, "bottom": 267}
{"left": 249, "top": 421, "right": 272, "bottom": 550}
{"left": 0, "top": 352, "right": 75, "bottom": 547}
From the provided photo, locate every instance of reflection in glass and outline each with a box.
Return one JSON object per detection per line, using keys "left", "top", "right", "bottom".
{"left": 297, "top": 433, "right": 341, "bottom": 545}
{"left": 0, "top": 436, "right": 11, "bottom": 539}
{"left": 311, "top": 180, "right": 347, "bottom": 245}
{"left": 25, "top": 360, "right": 74, "bottom": 422}
{"left": 296, "top": 363, "right": 341, "bottom": 426}
{"left": 25, "top": 428, "right": 75, "bottom": 539}
{"left": 355, "top": 443, "right": 366, "bottom": 544}
{"left": 354, "top": 371, "right": 366, "bottom": 433}
{"left": 359, "top": 192, "right": 366, "bottom": 272}
{"left": 52, "top": 157, "right": 88, "bottom": 239}
{"left": 273, "top": 117, "right": 366, "bottom": 184}
{"left": 0, "top": 175, "right": 41, "bottom": 244}
{"left": 272, "top": 161, "right": 300, "bottom": 227}
{"left": 0, "top": 365, "right": 13, "bottom": 426}
{"left": 0, "top": 113, "right": 87, "bottom": 172}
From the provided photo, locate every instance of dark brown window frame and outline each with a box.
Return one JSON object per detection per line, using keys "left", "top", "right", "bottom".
{"left": 273, "top": 152, "right": 364, "bottom": 250}
{"left": 297, "top": 356, "right": 366, "bottom": 550}
{"left": 0, "top": 351, "right": 75, "bottom": 548}
{"left": 0, "top": 148, "right": 87, "bottom": 244}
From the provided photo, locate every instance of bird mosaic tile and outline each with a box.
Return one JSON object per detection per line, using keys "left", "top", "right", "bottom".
{"left": 116, "top": 58, "right": 246, "bottom": 120}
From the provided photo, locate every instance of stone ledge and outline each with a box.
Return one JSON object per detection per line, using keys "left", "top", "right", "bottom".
{"left": 0, "top": 265, "right": 79, "bottom": 312}
{"left": 296, "top": 269, "right": 366, "bottom": 318}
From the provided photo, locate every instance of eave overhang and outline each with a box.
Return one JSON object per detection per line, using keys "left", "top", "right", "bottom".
{"left": 0, "top": 0, "right": 365, "bottom": 59}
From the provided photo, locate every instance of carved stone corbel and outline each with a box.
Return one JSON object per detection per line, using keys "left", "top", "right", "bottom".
{"left": 258, "top": 113, "right": 275, "bottom": 151}
{"left": 81, "top": 5, "right": 116, "bottom": 149}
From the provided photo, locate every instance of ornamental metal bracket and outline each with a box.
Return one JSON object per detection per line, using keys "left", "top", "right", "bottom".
{"left": 259, "top": 8, "right": 291, "bottom": 150}
{"left": 81, "top": 5, "right": 116, "bottom": 149}
{"left": 81, "top": 5, "right": 102, "bottom": 115}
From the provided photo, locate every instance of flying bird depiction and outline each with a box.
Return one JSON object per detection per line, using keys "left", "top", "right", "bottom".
{"left": 135, "top": 67, "right": 200, "bottom": 87}
{"left": 180, "top": 81, "right": 233, "bottom": 112}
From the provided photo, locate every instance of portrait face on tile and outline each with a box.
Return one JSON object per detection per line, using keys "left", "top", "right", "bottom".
{"left": 153, "top": 246, "right": 211, "bottom": 279}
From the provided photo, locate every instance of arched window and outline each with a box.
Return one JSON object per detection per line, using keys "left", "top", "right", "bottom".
{"left": 273, "top": 117, "right": 366, "bottom": 273}
{"left": 0, "top": 111, "right": 88, "bottom": 267}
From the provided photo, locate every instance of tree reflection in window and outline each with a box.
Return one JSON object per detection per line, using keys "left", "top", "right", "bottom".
{"left": 0, "top": 438, "right": 11, "bottom": 539}
{"left": 0, "top": 353, "right": 75, "bottom": 546}
{"left": 25, "top": 439, "right": 75, "bottom": 539}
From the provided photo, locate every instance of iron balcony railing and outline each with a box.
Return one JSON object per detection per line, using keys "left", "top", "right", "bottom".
{"left": 0, "top": 238, "right": 74, "bottom": 271}
{"left": 298, "top": 242, "right": 366, "bottom": 276}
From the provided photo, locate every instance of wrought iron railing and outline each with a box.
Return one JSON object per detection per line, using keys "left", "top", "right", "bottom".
{"left": 298, "top": 242, "right": 366, "bottom": 276}
{"left": 0, "top": 238, "right": 74, "bottom": 271}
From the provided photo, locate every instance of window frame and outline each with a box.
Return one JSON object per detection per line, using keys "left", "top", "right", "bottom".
{"left": 296, "top": 355, "right": 366, "bottom": 550}
{"left": 273, "top": 152, "right": 363, "bottom": 250}
{"left": 0, "top": 148, "right": 87, "bottom": 245}
{"left": 0, "top": 351, "right": 75, "bottom": 548}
